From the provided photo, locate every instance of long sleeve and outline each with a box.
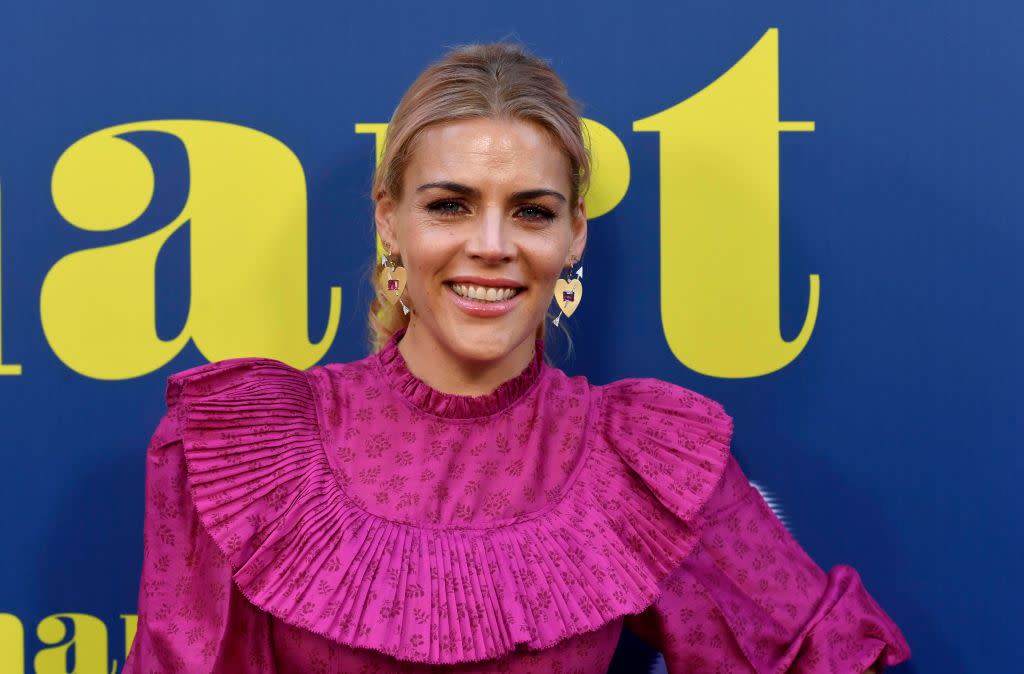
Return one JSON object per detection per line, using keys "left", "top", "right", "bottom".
{"left": 122, "top": 409, "right": 276, "bottom": 674}
{"left": 625, "top": 455, "right": 911, "bottom": 673}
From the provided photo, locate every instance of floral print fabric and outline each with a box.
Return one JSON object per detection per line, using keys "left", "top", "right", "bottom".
{"left": 123, "top": 328, "right": 910, "bottom": 672}
{"left": 625, "top": 457, "right": 911, "bottom": 672}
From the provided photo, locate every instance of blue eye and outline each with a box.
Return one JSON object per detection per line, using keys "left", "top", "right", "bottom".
{"left": 425, "top": 200, "right": 555, "bottom": 221}
{"left": 518, "top": 205, "right": 556, "bottom": 221}
{"left": 427, "top": 200, "right": 465, "bottom": 216}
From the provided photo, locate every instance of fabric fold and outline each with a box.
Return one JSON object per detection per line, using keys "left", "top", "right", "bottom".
{"left": 166, "top": 358, "right": 735, "bottom": 665}
{"left": 625, "top": 452, "right": 913, "bottom": 672}
{"left": 783, "top": 564, "right": 912, "bottom": 673}
{"left": 598, "top": 377, "right": 735, "bottom": 522}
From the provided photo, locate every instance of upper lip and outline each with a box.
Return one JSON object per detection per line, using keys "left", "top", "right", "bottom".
{"left": 446, "top": 276, "right": 525, "bottom": 288}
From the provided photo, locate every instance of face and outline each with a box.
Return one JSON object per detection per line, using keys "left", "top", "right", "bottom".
{"left": 375, "top": 117, "right": 587, "bottom": 366}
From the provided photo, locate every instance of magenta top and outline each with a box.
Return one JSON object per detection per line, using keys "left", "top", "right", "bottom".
{"left": 123, "top": 328, "right": 911, "bottom": 673}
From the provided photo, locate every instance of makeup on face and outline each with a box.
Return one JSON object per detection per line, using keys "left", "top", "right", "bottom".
{"left": 378, "top": 116, "right": 586, "bottom": 377}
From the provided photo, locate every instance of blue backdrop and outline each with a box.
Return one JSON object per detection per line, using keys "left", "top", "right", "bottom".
{"left": 1, "top": 2, "right": 1020, "bottom": 672}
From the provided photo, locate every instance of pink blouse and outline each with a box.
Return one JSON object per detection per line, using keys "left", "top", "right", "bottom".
{"left": 123, "top": 328, "right": 911, "bottom": 673}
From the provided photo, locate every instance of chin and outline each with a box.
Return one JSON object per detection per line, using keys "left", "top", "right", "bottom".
{"left": 445, "top": 321, "right": 528, "bottom": 364}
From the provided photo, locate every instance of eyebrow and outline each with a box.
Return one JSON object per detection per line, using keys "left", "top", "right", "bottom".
{"left": 415, "top": 181, "right": 567, "bottom": 204}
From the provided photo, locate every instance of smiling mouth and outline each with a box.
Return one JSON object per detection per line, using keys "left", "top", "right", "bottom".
{"left": 445, "top": 282, "right": 524, "bottom": 303}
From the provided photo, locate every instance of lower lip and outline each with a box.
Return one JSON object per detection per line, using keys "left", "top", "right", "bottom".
{"left": 445, "top": 283, "right": 525, "bottom": 318}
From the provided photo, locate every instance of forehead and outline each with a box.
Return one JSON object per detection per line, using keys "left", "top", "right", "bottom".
{"left": 403, "top": 118, "right": 571, "bottom": 193}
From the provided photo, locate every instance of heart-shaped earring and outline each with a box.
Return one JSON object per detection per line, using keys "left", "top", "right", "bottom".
{"left": 380, "top": 243, "right": 411, "bottom": 315}
{"left": 551, "top": 256, "right": 583, "bottom": 327}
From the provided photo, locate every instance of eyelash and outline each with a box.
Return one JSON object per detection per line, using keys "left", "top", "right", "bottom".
{"left": 426, "top": 199, "right": 556, "bottom": 222}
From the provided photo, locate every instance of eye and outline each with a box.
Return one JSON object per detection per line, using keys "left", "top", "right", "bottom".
{"left": 516, "top": 204, "right": 556, "bottom": 222}
{"left": 426, "top": 199, "right": 466, "bottom": 216}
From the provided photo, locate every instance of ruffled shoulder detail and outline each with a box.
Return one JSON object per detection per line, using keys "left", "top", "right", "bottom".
{"left": 166, "top": 359, "right": 735, "bottom": 665}
{"left": 556, "top": 377, "right": 734, "bottom": 618}
{"left": 165, "top": 357, "right": 325, "bottom": 570}
{"left": 597, "top": 377, "right": 735, "bottom": 522}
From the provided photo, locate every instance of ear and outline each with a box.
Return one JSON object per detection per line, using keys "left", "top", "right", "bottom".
{"left": 568, "top": 196, "right": 588, "bottom": 262}
{"left": 374, "top": 191, "right": 400, "bottom": 254}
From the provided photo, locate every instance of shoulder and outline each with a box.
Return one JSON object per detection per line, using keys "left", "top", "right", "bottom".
{"left": 158, "top": 356, "right": 334, "bottom": 563}
{"left": 160, "top": 354, "right": 383, "bottom": 488}
{"left": 164, "top": 356, "right": 312, "bottom": 408}
{"left": 587, "top": 375, "right": 735, "bottom": 521}
{"left": 596, "top": 375, "right": 729, "bottom": 413}
{"left": 162, "top": 353, "right": 377, "bottom": 409}
{"left": 594, "top": 375, "right": 733, "bottom": 450}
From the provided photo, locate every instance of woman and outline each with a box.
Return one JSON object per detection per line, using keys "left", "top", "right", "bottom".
{"left": 123, "top": 43, "right": 911, "bottom": 673}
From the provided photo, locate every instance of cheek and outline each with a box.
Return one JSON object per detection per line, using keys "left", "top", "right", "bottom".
{"left": 407, "top": 259, "right": 439, "bottom": 297}
{"left": 401, "top": 234, "right": 452, "bottom": 297}
{"left": 526, "top": 255, "right": 567, "bottom": 311}
{"left": 532, "top": 247, "right": 569, "bottom": 284}
{"left": 521, "top": 228, "right": 569, "bottom": 274}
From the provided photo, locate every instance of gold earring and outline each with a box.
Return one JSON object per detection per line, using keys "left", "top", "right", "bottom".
{"left": 551, "top": 255, "right": 583, "bottom": 327}
{"left": 380, "top": 242, "right": 410, "bottom": 315}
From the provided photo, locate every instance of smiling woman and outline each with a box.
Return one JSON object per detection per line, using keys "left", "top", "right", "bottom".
{"left": 373, "top": 115, "right": 586, "bottom": 395}
{"left": 366, "top": 44, "right": 590, "bottom": 398}
{"left": 123, "top": 42, "right": 911, "bottom": 674}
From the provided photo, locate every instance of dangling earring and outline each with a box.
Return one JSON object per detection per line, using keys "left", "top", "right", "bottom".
{"left": 380, "top": 242, "right": 411, "bottom": 316}
{"left": 551, "top": 255, "right": 583, "bottom": 327}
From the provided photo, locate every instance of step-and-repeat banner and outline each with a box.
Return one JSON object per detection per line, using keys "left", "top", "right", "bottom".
{"left": 1, "top": 3, "right": 1019, "bottom": 672}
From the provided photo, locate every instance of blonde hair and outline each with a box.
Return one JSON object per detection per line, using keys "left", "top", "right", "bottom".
{"left": 367, "top": 42, "right": 591, "bottom": 353}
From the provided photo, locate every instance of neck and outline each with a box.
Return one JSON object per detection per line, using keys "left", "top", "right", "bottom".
{"left": 396, "top": 319, "right": 537, "bottom": 397}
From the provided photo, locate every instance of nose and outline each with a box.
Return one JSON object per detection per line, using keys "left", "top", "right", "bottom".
{"left": 464, "top": 206, "right": 516, "bottom": 262}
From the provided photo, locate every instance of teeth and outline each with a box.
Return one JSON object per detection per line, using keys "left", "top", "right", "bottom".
{"left": 450, "top": 283, "right": 520, "bottom": 302}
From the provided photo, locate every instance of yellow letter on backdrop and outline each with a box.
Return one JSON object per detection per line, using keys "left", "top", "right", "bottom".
{"left": 580, "top": 117, "right": 630, "bottom": 219}
{"left": 634, "top": 29, "right": 818, "bottom": 378}
{"left": 0, "top": 613, "right": 24, "bottom": 673}
{"left": 35, "top": 613, "right": 108, "bottom": 674}
{"left": 120, "top": 613, "right": 138, "bottom": 667}
{"left": 42, "top": 121, "right": 341, "bottom": 379}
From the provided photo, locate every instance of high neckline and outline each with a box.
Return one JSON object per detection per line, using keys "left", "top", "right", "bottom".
{"left": 375, "top": 327, "right": 546, "bottom": 419}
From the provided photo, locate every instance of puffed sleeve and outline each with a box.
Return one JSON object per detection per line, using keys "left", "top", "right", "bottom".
{"left": 625, "top": 455, "right": 912, "bottom": 673}
{"left": 122, "top": 407, "right": 276, "bottom": 673}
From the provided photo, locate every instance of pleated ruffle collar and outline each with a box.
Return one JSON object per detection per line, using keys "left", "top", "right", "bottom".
{"left": 164, "top": 354, "right": 734, "bottom": 665}
{"left": 375, "top": 327, "right": 546, "bottom": 419}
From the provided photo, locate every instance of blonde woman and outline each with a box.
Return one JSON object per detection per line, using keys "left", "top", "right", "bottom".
{"left": 124, "top": 43, "right": 910, "bottom": 673}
